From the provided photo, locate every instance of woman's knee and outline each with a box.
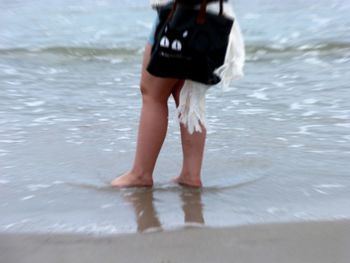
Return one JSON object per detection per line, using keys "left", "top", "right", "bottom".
{"left": 140, "top": 75, "right": 178, "bottom": 103}
{"left": 140, "top": 80, "right": 169, "bottom": 103}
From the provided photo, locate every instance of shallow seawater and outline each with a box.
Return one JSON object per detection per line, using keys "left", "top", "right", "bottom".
{"left": 0, "top": 0, "right": 350, "bottom": 234}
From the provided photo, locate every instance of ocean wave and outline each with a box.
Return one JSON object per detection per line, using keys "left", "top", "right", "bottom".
{"left": 246, "top": 41, "right": 350, "bottom": 54}
{"left": 0, "top": 41, "right": 349, "bottom": 58}
{"left": 0, "top": 46, "right": 140, "bottom": 57}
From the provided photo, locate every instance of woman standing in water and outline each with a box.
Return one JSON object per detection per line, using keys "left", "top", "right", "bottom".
{"left": 111, "top": 0, "right": 245, "bottom": 188}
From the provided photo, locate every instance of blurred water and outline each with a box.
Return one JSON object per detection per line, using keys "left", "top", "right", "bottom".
{"left": 0, "top": 0, "right": 350, "bottom": 234}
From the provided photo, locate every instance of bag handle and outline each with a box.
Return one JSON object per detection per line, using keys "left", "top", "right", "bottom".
{"left": 167, "top": 0, "right": 224, "bottom": 25}
{"left": 197, "top": 0, "right": 224, "bottom": 24}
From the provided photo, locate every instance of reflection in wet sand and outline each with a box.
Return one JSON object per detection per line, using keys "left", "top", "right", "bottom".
{"left": 121, "top": 188, "right": 204, "bottom": 233}
{"left": 181, "top": 189, "right": 205, "bottom": 225}
{"left": 122, "top": 189, "right": 162, "bottom": 233}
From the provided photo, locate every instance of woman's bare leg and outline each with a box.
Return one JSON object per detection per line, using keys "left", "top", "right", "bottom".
{"left": 171, "top": 81, "right": 206, "bottom": 188}
{"left": 111, "top": 43, "right": 179, "bottom": 187}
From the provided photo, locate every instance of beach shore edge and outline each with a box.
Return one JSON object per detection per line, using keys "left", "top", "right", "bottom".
{"left": 1, "top": 219, "right": 349, "bottom": 263}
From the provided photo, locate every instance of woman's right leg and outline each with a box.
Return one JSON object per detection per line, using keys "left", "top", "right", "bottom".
{"left": 110, "top": 43, "right": 178, "bottom": 188}
{"left": 171, "top": 81, "right": 206, "bottom": 188}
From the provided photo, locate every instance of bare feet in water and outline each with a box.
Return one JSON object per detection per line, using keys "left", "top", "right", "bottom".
{"left": 110, "top": 171, "right": 153, "bottom": 188}
{"left": 110, "top": 172, "right": 202, "bottom": 188}
{"left": 171, "top": 175, "right": 202, "bottom": 188}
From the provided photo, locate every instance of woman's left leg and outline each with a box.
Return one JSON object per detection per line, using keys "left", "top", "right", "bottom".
{"left": 171, "top": 81, "right": 206, "bottom": 188}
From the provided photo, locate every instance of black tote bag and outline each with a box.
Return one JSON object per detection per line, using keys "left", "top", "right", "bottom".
{"left": 147, "top": 0, "right": 234, "bottom": 85}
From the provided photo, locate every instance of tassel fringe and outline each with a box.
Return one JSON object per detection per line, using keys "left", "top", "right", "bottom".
{"left": 175, "top": 81, "right": 209, "bottom": 134}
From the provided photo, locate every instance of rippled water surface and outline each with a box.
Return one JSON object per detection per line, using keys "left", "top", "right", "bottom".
{"left": 1, "top": 0, "right": 350, "bottom": 233}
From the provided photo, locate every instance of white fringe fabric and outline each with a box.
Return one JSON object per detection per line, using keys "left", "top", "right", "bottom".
{"left": 175, "top": 81, "right": 208, "bottom": 133}
{"left": 150, "top": 0, "right": 246, "bottom": 134}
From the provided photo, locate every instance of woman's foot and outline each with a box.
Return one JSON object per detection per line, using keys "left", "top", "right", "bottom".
{"left": 171, "top": 175, "right": 202, "bottom": 188}
{"left": 111, "top": 171, "right": 153, "bottom": 188}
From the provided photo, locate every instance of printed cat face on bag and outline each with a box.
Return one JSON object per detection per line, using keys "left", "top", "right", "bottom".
{"left": 157, "top": 26, "right": 191, "bottom": 59}
{"left": 160, "top": 26, "right": 188, "bottom": 51}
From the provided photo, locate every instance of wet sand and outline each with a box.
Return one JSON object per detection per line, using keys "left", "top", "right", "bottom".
{"left": 1, "top": 219, "right": 349, "bottom": 263}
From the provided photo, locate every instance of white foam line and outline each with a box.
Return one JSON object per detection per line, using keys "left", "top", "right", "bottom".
{"left": 21, "top": 195, "right": 35, "bottom": 201}
{"left": 24, "top": 101, "right": 46, "bottom": 107}
{"left": 313, "top": 184, "right": 346, "bottom": 189}
{"left": 0, "top": 180, "right": 9, "bottom": 184}
{"left": 27, "top": 184, "right": 51, "bottom": 191}
{"left": 313, "top": 189, "right": 329, "bottom": 195}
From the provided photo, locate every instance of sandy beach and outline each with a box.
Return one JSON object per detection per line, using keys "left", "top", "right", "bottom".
{"left": 1, "top": 219, "right": 349, "bottom": 263}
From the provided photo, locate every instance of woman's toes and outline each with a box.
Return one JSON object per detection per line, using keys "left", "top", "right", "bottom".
{"left": 111, "top": 173, "right": 153, "bottom": 188}
{"left": 110, "top": 176, "right": 127, "bottom": 187}
{"left": 171, "top": 176, "right": 182, "bottom": 184}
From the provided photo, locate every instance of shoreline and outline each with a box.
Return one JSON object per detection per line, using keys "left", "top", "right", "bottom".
{"left": 1, "top": 219, "right": 349, "bottom": 263}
